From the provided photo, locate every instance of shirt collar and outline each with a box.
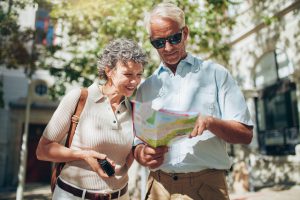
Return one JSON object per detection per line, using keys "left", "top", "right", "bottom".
{"left": 89, "top": 81, "right": 131, "bottom": 109}
{"left": 157, "top": 53, "right": 195, "bottom": 75}
{"left": 89, "top": 81, "right": 105, "bottom": 102}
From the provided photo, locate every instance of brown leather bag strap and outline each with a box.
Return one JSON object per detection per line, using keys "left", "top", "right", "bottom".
{"left": 65, "top": 88, "right": 88, "bottom": 148}
{"left": 51, "top": 88, "right": 88, "bottom": 193}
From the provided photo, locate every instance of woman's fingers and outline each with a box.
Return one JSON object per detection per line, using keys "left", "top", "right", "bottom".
{"left": 81, "top": 150, "right": 115, "bottom": 178}
{"left": 105, "top": 157, "right": 116, "bottom": 168}
{"left": 97, "top": 167, "right": 110, "bottom": 178}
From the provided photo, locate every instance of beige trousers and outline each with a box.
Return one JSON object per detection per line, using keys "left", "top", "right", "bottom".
{"left": 145, "top": 169, "right": 230, "bottom": 200}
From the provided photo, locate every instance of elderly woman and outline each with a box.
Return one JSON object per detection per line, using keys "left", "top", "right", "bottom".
{"left": 36, "top": 38, "right": 147, "bottom": 200}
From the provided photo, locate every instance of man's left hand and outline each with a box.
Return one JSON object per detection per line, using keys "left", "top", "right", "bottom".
{"left": 189, "top": 115, "right": 213, "bottom": 138}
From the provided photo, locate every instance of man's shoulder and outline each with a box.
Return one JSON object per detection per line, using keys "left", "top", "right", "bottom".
{"left": 138, "top": 74, "right": 157, "bottom": 91}
{"left": 136, "top": 71, "right": 161, "bottom": 101}
{"left": 201, "top": 59, "right": 229, "bottom": 74}
{"left": 186, "top": 54, "right": 227, "bottom": 73}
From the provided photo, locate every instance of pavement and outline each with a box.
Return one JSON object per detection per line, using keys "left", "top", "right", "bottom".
{"left": 1, "top": 184, "right": 300, "bottom": 200}
{"left": 229, "top": 185, "right": 300, "bottom": 200}
{"left": 0, "top": 183, "right": 51, "bottom": 200}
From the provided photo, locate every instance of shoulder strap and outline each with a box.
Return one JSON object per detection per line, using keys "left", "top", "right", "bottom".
{"left": 65, "top": 88, "right": 88, "bottom": 148}
{"left": 51, "top": 88, "right": 88, "bottom": 193}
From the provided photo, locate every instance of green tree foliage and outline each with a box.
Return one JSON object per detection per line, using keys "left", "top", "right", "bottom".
{"left": 0, "top": 0, "right": 35, "bottom": 107}
{"left": 0, "top": 0, "right": 56, "bottom": 106}
{"left": 0, "top": 0, "right": 38, "bottom": 72}
{"left": 42, "top": 0, "right": 236, "bottom": 99}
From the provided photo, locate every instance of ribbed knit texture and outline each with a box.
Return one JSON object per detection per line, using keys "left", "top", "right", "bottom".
{"left": 43, "top": 82, "right": 133, "bottom": 191}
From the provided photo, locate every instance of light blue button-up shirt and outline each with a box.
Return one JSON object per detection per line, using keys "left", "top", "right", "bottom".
{"left": 135, "top": 53, "right": 253, "bottom": 173}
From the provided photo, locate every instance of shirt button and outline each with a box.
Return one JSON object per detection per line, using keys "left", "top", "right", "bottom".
{"left": 113, "top": 120, "right": 116, "bottom": 123}
{"left": 117, "top": 111, "right": 120, "bottom": 114}
{"left": 172, "top": 175, "right": 178, "bottom": 181}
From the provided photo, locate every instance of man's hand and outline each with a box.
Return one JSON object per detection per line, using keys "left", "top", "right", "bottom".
{"left": 134, "top": 144, "right": 168, "bottom": 169}
{"left": 190, "top": 115, "right": 212, "bottom": 138}
{"left": 189, "top": 115, "right": 253, "bottom": 144}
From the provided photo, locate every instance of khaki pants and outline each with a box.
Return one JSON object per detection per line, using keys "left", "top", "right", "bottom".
{"left": 145, "top": 169, "right": 230, "bottom": 200}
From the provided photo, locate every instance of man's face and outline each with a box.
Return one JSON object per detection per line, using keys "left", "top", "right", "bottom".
{"left": 150, "top": 17, "right": 188, "bottom": 70}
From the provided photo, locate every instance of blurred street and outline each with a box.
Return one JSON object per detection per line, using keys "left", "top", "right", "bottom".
{"left": 1, "top": 183, "right": 300, "bottom": 200}
{"left": 230, "top": 185, "right": 300, "bottom": 200}
{"left": 0, "top": 183, "right": 51, "bottom": 200}
{"left": 1, "top": 1, "right": 300, "bottom": 200}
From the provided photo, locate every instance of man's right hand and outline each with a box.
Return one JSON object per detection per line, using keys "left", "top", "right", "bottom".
{"left": 134, "top": 144, "right": 168, "bottom": 169}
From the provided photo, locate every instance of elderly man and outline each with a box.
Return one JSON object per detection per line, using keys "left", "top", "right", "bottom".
{"left": 133, "top": 2, "right": 253, "bottom": 200}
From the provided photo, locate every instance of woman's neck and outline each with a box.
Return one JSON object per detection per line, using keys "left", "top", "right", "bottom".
{"left": 101, "top": 85, "right": 124, "bottom": 111}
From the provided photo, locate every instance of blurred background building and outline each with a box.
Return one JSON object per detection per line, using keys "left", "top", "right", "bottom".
{"left": 227, "top": 0, "right": 300, "bottom": 191}
{"left": 0, "top": 0, "right": 299, "bottom": 197}
{"left": 0, "top": 4, "right": 57, "bottom": 187}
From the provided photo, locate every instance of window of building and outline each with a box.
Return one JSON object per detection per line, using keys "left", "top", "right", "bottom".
{"left": 254, "top": 49, "right": 299, "bottom": 155}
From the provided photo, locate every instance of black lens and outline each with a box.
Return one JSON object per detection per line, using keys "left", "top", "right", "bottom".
{"left": 151, "top": 39, "right": 165, "bottom": 49}
{"left": 169, "top": 32, "right": 182, "bottom": 45}
{"left": 150, "top": 29, "right": 183, "bottom": 49}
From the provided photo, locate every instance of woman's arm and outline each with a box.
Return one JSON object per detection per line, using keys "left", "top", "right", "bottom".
{"left": 36, "top": 136, "right": 112, "bottom": 178}
{"left": 36, "top": 136, "right": 85, "bottom": 162}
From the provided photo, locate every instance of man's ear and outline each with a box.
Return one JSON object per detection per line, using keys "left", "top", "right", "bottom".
{"left": 183, "top": 26, "right": 189, "bottom": 41}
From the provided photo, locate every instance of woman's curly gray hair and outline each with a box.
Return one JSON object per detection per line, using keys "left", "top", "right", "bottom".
{"left": 97, "top": 38, "right": 147, "bottom": 81}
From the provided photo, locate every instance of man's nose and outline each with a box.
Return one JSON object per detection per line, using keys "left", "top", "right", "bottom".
{"left": 164, "top": 41, "right": 174, "bottom": 51}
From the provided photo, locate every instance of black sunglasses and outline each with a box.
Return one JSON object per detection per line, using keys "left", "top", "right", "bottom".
{"left": 150, "top": 29, "right": 183, "bottom": 49}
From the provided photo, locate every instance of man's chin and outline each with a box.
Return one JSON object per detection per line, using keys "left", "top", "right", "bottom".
{"left": 163, "top": 59, "right": 181, "bottom": 67}
{"left": 162, "top": 56, "right": 180, "bottom": 64}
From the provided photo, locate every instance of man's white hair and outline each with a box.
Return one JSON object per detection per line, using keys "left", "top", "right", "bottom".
{"left": 144, "top": 2, "right": 185, "bottom": 34}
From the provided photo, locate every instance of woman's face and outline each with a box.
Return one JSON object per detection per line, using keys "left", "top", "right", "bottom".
{"left": 107, "top": 60, "right": 143, "bottom": 97}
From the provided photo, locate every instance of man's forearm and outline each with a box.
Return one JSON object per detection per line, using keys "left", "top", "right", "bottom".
{"left": 207, "top": 117, "right": 253, "bottom": 144}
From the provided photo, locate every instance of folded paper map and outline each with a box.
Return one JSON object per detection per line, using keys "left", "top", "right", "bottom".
{"left": 132, "top": 101, "right": 199, "bottom": 147}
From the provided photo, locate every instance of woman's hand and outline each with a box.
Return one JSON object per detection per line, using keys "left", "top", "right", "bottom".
{"left": 36, "top": 136, "right": 116, "bottom": 178}
{"left": 81, "top": 150, "right": 115, "bottom": 178}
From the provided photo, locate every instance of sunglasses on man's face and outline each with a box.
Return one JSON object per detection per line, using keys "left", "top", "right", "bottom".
{"left": 150, "top": 29, "right": 183, "bottom": 49}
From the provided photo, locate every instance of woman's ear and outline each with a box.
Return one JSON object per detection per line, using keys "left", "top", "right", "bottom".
{"left": 105, "top": 66, "right": 112, "bottom": 78}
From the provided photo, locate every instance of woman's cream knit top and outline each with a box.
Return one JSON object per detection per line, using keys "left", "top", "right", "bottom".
{"left": 43, "top": 82, "right": 134, "bottom": 191}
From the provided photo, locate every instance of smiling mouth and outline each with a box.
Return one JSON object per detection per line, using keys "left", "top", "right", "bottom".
{"left": 164, "top": 52, "right": 177, "bottom": 56}
{"left": 126, "top": 86, "right": 136, "bottom": 91}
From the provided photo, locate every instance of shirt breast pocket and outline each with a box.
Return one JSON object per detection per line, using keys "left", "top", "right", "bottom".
{"left": 193, "top": 91, "right": 216, "bottom": 116}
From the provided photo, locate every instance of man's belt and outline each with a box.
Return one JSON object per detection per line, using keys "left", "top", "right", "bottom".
{"left": 151, "top": 169, "right": 225, "bottom": 181}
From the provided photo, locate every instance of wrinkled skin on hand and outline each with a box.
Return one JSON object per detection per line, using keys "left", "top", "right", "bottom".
{"left": 81, "top": 150, "right": 115, "bottom": 178}
{"left": 135, "top": 144, "right": 168, "bottom": 169}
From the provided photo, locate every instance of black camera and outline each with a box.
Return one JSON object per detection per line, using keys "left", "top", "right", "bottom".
{"left": 97, "top": 159, "right": 115, "bottom": 177}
